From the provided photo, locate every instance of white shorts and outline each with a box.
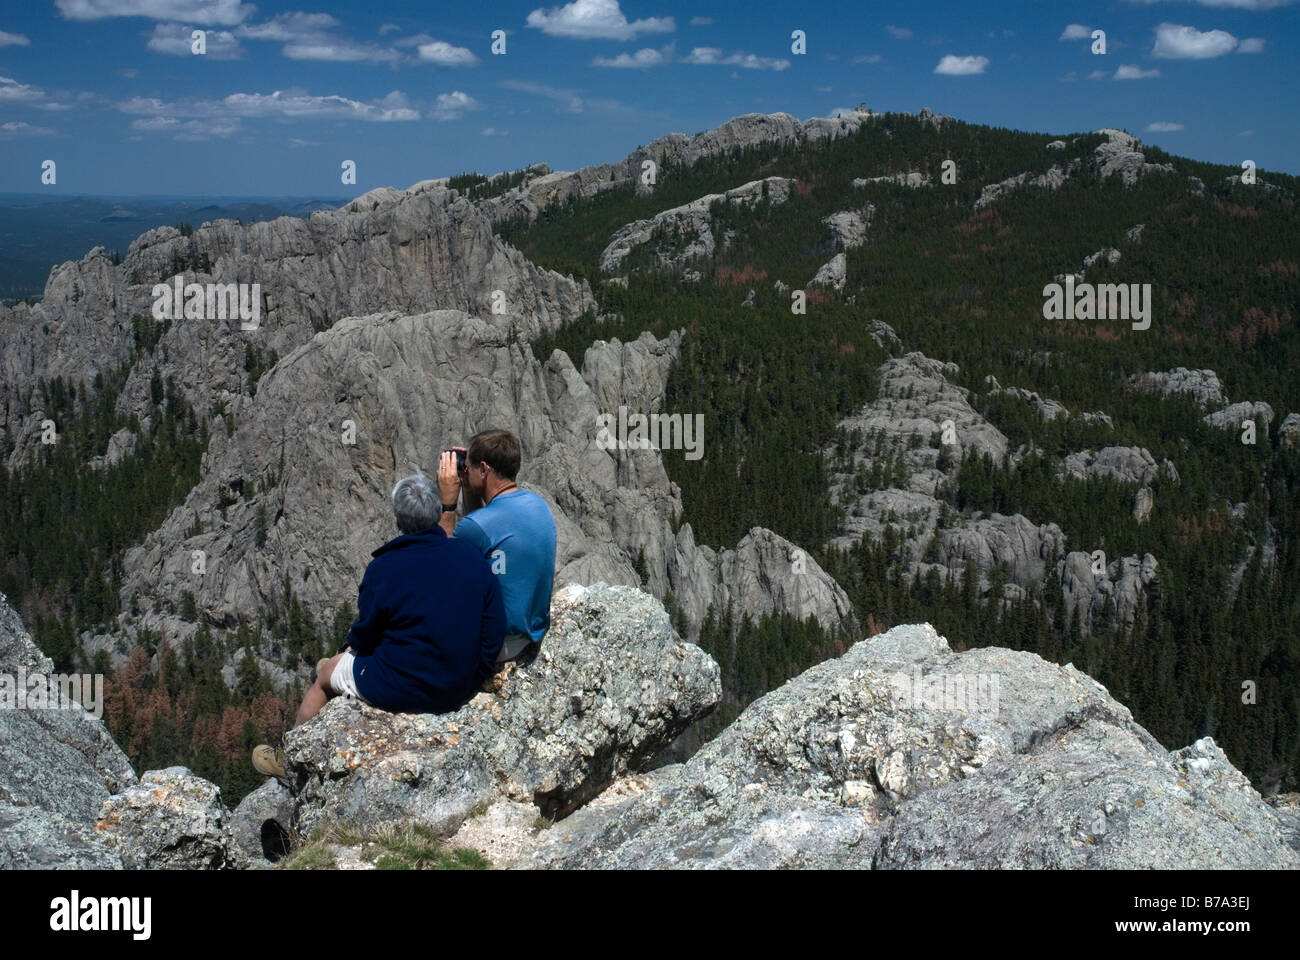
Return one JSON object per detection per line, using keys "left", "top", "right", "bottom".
{"left": 328, "top": 652, "right": 373, "bottom": 705}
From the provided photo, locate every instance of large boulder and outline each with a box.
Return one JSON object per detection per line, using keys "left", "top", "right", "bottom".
{"left": 0, "top": 593, "right": 137, "bottom": 869}
{"left": 527, "top": 623, "right": 1299, "bottom": 869}
{"left": 96, "top": 766, "right": 243, "bottom": 870}
{"left": 284, "top": 583, "right": 720, "bottom": 837}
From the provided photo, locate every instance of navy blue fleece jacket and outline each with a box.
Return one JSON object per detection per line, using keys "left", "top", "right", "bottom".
{"left": 344, "top": 525, "right": 505, "bottom": 713}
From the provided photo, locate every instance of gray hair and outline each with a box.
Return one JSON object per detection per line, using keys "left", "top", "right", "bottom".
{"left": 391, "top": 472, "right": 440, "bottom": 534}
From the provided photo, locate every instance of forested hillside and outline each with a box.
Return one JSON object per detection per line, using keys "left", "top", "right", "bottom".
{"left": 517, "top": 112, "right": 1300, "bottom": 792}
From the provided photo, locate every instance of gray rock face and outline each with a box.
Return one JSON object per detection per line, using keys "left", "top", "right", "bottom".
{"left": 1058, "top": 551, "right": 1158, "bottom": 630}
{"left": 1058, "top": 447, "right": 1176, "bottom": 486}
{"left": 97, "top": 766, "right": 242, "bottom": 869}
{"left": 974, "top": 130, "right": 1172, "bottom": 211}
{"left": 985, "top": 376, "right": 1069, "bottom": 422}
{"left": 809, "top": 252, "right": 847, "bottom": 290}
{"left": 974, "top": 161, "right": 1078, "bottom": 210}
{"left": 480, "top": 108, "right": 881, "bottom": 229}
{"left": 854, "top": 172, "right": 930, "bottom": 189}
{"left": 1128, "top": 367, "right": 1227, "bottom": 408}
{"left": 527, "top": 623, "right": 1297, "bottom": 869}
{"left": 598, "top": 177, "right": 793, "bottom": 274}
{"left": 0, "top": 593, "right": 137, "bottom": 869}
{"left": 822, "top": 206, "right": 874, "bottom": 249}
{"left": 1126, "top": 224, "right": 1145, "bottom": 243}
{"left": 87, "top": 427, "right": 137, "bottom": 471}
{"left": 1094, "top": 129, "right": 1176, "bottom": 186}
{"left": 285, "top": 583, "right": 720, "bottom": 837}
{"left": 828, "top": 353, "right": 1068, "bottom": 600}
{"left": 1082, "top": 247, "right": 1121, "bottom": 270}
{"left": 1280, "top": 413, "right": 1300, "bottom": 451}
{"left": 1204, "top": 401, "right": 1275, "bottom": 433}
{"left": 917, "top": 106, "right": 955, "bottom": 129}
{"left": 0, "top": 181, "right": 596, "bottom": 469}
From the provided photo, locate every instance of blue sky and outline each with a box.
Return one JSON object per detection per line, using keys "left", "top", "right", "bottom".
{"left": 0, "top": 0, "right": 1295, "bottom": 196}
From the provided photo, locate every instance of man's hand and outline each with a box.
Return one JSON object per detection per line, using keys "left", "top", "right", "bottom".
{"left": 437, "top": 449, "right": 463, "bottom": 506}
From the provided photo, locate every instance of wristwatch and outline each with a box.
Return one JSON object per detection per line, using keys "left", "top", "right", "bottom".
{"left": 441, "top": 503, "right": 457, "bottom": 513}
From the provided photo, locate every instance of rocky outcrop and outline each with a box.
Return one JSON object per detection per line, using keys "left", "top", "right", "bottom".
{"left": 1280, "top": 413, "right": 1300, "bottom": 451}
{"left": 0, "top": 593, "right": 137, "bottom": 869}
{"left": 1081, "top": 247, "right": 1121, "bottom": 270}
{"left": 479, "top": 107, "right": 880, "bottom": 228}
{"left": 526, "top": 623, "right": 1297, "bottom": 869}
{"left": 822, "top": 207, "right": 874, "bottom": 249}
{"left": 1128, "top": 368, "right": 1227, "bottom": 408}
{"left": 917, "top": 106, "right": 955, "bottom": 129}
{"left": 1094, "top": 129, "right": 1175, "bottom": 187}
{"left": 598, "top": 177, "right": 793, "bottom": 273}
{"left": 974, "top": 130, "right": 1174, "bottom": 211}
{"left": 974, "top": 163, "right": 1077, "bottom": 210}
{"left": 96, "top": 767, "right": 242, "bottom": 870}
{"left": 1, "top": 181, "right": 597, "bottom": 469}
{"left": 1204, "top": 401, "right": 1274, "bottom": 434}
{"left": 283, "top": 583, "right": 719, "bottom": 837}
{"left": 1058, "top": 551, "right": 1158, "bottom": 630}
{"left": 809, "top": 252, "right": 847, "bottom": 290}
{"left": 984, "top": 376, "right": 1112, "bottom": 429}
{"left": 1058, "top": 447, "right": 1177, "bottom": 487}
{"left": 854, "top": 172, "right": 930, "bottom": 189}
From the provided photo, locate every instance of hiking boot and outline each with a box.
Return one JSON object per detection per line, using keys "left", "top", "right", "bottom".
{"left": 252, "top": 744, "right": 287, "bottom": 779}
{"left": 309, "top": 657, "right": 330, "bottom": 684}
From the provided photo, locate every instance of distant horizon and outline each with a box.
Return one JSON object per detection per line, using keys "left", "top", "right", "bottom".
{"left": 2, "top": 1, "right": 1296, "bottom": 194}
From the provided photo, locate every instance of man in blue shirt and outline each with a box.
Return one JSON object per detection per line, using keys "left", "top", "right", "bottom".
{"left": 437, "top": 429, "right": 557, "bottom": 665}
{"left": 253, "top": 473, "right": 505, "bottom": 779}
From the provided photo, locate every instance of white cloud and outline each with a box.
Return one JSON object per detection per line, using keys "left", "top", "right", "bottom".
{"left": 689, "top": 16, "right": 714, "bottom": 25}
{"left": 283, "top": 40, "right": 402, "bottom": 63}
{"left": 1060, "top": 71, "right": 1078, "bottom": 82}
{"left": 1115, "top": 63, "right": 1161, "bottom": 78}
{"left": 1239, "top": 129, "right": 1254, "bottom": 136}
{"left": 378, "top": 23, "right": 401, "bottom": 36}
{"left": 1089, "top": 69, "right": 1109, "bottom": 79}
{"left": 852, "top": 53, "right": 882, "bottom": 64}
{"left": 1146, "top": 121, "right": 1184, "bottom": 131}
{"left": 430, "top": 90, "right": 480, "bottom": 120}
{"left": 499, "top": 77, "right": 630, "bottom": 115}
{"left": 683, "top": 46, "right": 789, "bottom": 69}
{"left": 236, "top": 12, "right": 339, "bottom": 42}
{"left": 417, "top": 40, "right": 479, "bottom": 66}
{"left": 148, "top": 22, "right": 243, "bottom": 58}
{"left": 1237, "top": 37, "right": 1265, "bottom": 52}
{"left": 1060, "top": 24, "right": 1092, "bottom": 41}
{"left": 592, "top": 45, "right": 669, "bottom": 67}
{"left": 118, "top": 88, "right": 422, "bottom": 122}
{"left": 55, "top": 0, "right": 253, "bottom": 25}
{"left": 481, "top": 127, "right": 507, "bottom": 136}
{"left": 500, "top": 78, "right": 585, "bottom": 113}
{"left": 0, "top": 120, "right": 56, "bottom": 137}
{"left": 934, "top": 54, "right": 989, "bottom": 75}
{"left": 885, "top": 25, "right": 912, "bottom": 39}
{"left": 1152, "top": 22, "right": 1239, "bottom": 58}
{"left": 1126, "top": 0, "right": 1292, "bottom": 8}
{"left": 0, "top": 30, "right": 30, "bottom": 47}
{"left": 526, "top": 0, "right": 674, "bottom": 41}
{"left": 287, "top": 137, "right": 319, "bottom": 146}
{"left": 131, "top": 114, "right": 240, "bottom": 139}
{"left": 0, "top": 75, "right": 56, "bottom": 107}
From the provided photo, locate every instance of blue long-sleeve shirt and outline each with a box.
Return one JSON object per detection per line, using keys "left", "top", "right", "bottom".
{"left": 345, "top": 525, "right": 505, "bottom": 713}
